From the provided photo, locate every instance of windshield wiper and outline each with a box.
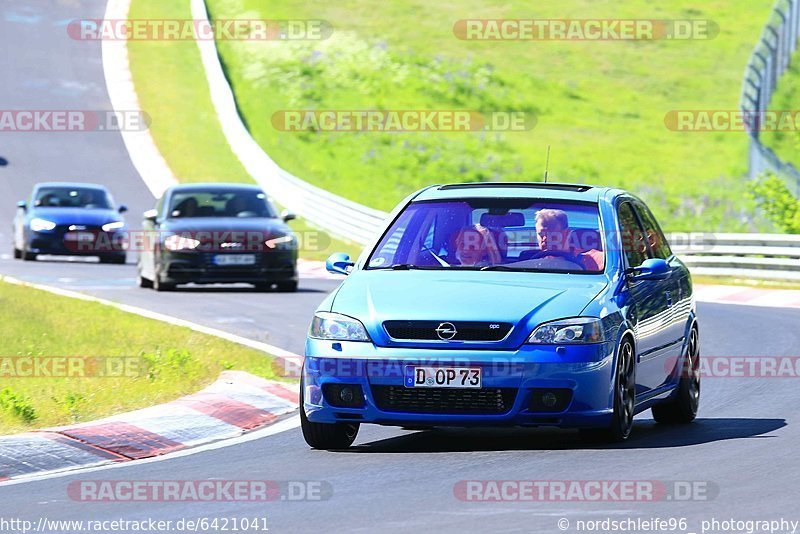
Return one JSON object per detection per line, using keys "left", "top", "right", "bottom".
{"left": 480, "top": 265, "right": 518, "bottom": 271}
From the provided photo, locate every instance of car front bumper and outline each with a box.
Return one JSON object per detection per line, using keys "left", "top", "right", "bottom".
{"left": 303, "top": 339, "right": 617, "bottom": 428}
{"left": 159, "top": 250, "right": 297, "bottom": 284}
{"left": 27, "top": 229, "right": 126, "bottom": 256}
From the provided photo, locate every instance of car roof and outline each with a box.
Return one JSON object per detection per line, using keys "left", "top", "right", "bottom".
{"left": 34, "top": 182, "right": 108, "bottom": 190}
{"left": 167, "top": 183, "right": 265, "bottom": 193}
{"left": 412, "top": 182, "right": 613, "bottom": 203}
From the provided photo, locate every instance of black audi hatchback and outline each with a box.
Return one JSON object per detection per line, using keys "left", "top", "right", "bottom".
{"left": 137, "top": 183, "right": 298, "bottom": 291}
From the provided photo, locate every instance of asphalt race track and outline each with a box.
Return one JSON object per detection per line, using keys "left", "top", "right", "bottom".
{"left": 1, "top": 2, "right": 798, "bottom": 533}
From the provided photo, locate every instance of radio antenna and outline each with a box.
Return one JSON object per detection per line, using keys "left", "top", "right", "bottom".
{"left": 543, "top": 145, "right": 551, "bottom": 183}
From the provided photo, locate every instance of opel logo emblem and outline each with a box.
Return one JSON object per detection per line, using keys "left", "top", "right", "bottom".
{"left": 435, "top": 322, "right": 457, "bottom": 341}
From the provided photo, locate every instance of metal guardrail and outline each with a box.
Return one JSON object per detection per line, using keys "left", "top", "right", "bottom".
{"left": 670, "top": 233, "right": 800, "bottom": 281}
{"left": 191, "top": 0, "right": 387, "bottom": 246}
{"left": 741, "top": 0, "right": 800, "bottom": 191}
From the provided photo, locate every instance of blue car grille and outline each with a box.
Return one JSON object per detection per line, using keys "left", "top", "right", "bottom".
{"left": 371, "top": 385, "right": 517, "bottom": 414}
{"left": 383, "top": 321, "right": 512, "bottom": 342}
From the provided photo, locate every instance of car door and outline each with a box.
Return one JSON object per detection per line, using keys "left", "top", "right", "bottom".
{"left": 617, "top": 200, "right": 673, "bottom": 393}
{"left": 633, "top": 201, "right": 688, "bottom": 383}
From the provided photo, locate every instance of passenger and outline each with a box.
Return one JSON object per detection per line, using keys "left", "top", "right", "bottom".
{"left": 452, "top": 225, "right": 501, "bottom": 267}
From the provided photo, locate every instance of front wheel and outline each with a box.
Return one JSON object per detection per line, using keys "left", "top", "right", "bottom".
{"left": 652, "top": 327, "right": 700, "bottom": 424}
{"left": 13, "top": 247, "right": 21, "bottom": 259}
{"left": 300, "top": 380, "right": 359, "bottom": 449}
{"left": 581, "top": 337, "right": 636, "bottom": 443}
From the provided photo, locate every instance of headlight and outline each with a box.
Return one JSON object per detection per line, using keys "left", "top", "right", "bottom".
{"left": 309, "top": 312, "right": 370, "bottom": 342}
{"left": 265, "top": 235, "right": 296, "bottom": 249}
{"left": 164, "top": 234, "right": 201, "bottom": 251}
{"left": 528, "top": 317, "right": 605, "bottom": 344}
{"left": 101, "top": 221, "right": 125, "bottom": 232}
{"left": 30, "top": 218, "right": 56, "bottom": 232}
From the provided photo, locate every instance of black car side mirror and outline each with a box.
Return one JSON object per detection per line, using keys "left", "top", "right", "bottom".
{"left": 118, "top": 205, "right": 128, "bottom": 214}
{"left": 143, "top": 209, "right": 158, "bottom": 223}
{"left": 16, "top": 200, "right": 26, "bottom": 211}
{"left": 281, "top": 209, "right": 296, "bottom": 222}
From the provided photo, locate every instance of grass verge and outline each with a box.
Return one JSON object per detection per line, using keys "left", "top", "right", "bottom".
{"left": 126, "top": 0, "right": 362, "bottom": 261}
{"left": 0, "top": 280, "right": 286, "bottom": 434}
{"left": 204, "top": 0, "right": 775, "bottom": 232}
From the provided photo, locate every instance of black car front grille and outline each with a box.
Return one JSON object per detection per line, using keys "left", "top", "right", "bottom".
{"left": 383, "top": 321, "right": 512, "bottom": 342}
{"left": 371, "top": 385, "right": 517, "bottom": 414}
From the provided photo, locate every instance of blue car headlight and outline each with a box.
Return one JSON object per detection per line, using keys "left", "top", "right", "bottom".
{"left": 528, "top": 317, "right": 605, "bottom": 344}
{"left": 309, "top": 312, "right": 371, "bottom": 342}
{"left": 30, "top": 218, "right": 56, "bottom": 232}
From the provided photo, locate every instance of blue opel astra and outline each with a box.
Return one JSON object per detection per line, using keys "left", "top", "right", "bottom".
{"left": 303, "top": 183, "right": 700, "bottom": 448}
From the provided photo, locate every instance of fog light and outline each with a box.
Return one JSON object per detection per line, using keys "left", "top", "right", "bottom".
{"left": 542, "top": 392, "right": 558, "bottom": 408}
{"left": 339, "top": 387, "right": 354, "bottom": 403}
{"left": 529, "top": 388, "right": 573, "bottom": 413}
{"left": 321, "top": 383, "right": 364, "bottom": 408}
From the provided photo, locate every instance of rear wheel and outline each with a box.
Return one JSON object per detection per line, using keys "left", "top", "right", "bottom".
{"left": 138, "top": 273, "right": 153, "bottom": 288}
{"left": 652, "top": 327, "right": 700, "bottom": 424}
{"left": 581, "top": 337, "right": 636, "bottom": 443}
{"left": 22, "top": 248, "right": 37, "bottom": 261}
{"left": 13, "top": 247, "right": 21, "bottom": 259}
{"left": 300, "top": 379, "right": 359, "bottom": 449}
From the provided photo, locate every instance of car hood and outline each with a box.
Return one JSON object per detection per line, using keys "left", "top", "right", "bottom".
{"left": 160, "top": 217, "right": 291, "bottom": 236}
{"left": 330, "top": 270, "right": 608, "bottom": 349}
{"left": 29, "top": 207, "right": 122, "bottom": 226}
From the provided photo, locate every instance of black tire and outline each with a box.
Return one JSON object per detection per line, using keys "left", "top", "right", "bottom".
{"left": 652, "top": 327, "right": 700, "bottom": 424}
{"left": 300, "top": 379, "right": 359, "bottom": 449}
{"left": 138, "top": 273, "right": 154, "bottom": 288}
{"left": 275, "top": 280, "right": 298, "bottom": 292}
{"left": 99, "top": 254, "right": 126, "bottom": 264}
{"left": 153, "top": 272, "right": 176, "bottom": 292}
{"left": 13, "top": 247, "right": 21, "bottom": 259}
{"left": 581, "top": 337, "right": 636, "bottom": 443}
{"left": 253, "top": 282, "right": 273, "bottom": 292}
{"left": 22, "top": 249, "right": 37, "bottom": 261}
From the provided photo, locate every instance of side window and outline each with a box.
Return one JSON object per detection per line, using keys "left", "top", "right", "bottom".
{"left": 617, "top": 202, "right": 648, "bottom": 268}
{"left": 634, "top": 202, "right": 672, "bottom": 260}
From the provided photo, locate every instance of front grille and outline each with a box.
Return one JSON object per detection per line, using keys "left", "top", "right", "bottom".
{"left": 372, "top": 385, "right": 517, "bottom": 414}
{"left": 383, "top": 321, "right": 512, "bottom": 341}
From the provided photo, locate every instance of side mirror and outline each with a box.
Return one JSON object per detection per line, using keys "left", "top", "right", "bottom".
{"left": 627, "top": 258, "right": 671, "bottom": 281}
{"left": 326, "top": 252, "right": 354, "bottom": 276}
{"left": 281, "top": 209, "right": 296, "bottom": 222}
{"left": 118, "top": 204, "right": 128, "bottom": 214}
{"left": 143, "top": 208, "right": 158, "bottom": 223}
{"left": 16, "top": 200, "right": 26, "bottom": 211}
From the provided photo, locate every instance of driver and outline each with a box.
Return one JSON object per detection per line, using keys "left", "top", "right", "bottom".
{"left": 527, "top": 209, "right": 583, "bottom": 270}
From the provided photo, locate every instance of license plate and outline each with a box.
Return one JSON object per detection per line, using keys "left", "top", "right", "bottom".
{"left": 213, "top": 254, "right": 256, "bottom": 266}
{"left": 63, "top": 232, "right": 94, "bottom": 242}
{"left": 404, "top": 366, "right": 482, "bottom": 388}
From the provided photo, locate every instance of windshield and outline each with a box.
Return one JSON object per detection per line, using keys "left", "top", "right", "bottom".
{"left": 168, "top": 189, "right": 278, "bottom": 218}
{"left": 34, "top": 187, "right": 112, "bottom": 209}
{"left": 367, "top": 199, "right": 605, "bottom": 273}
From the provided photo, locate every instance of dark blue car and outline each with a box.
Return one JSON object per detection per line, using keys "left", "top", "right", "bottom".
{"left": 13, "top": 182, "right": 128, "bottom": 263}
{"left": 302, "top": 183, "right": 700, "bottom": 448}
